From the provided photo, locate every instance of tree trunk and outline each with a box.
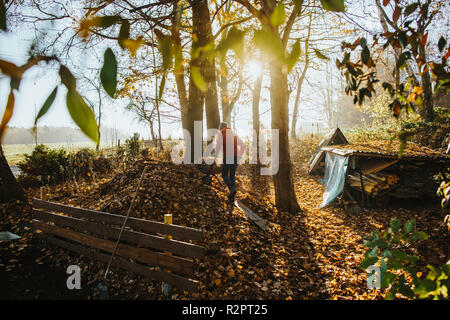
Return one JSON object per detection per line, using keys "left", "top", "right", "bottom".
{"left": 171, "top": 1, "right": 207, "bottom": 162}
{"left": 290, "top": 64, "right": 308, "bottom": 139}
{"left": 252, "top": 69, "right": 263, "bottom": 164}
{"left": 194, "top": 0, "right": 220, "bottom": 132}
{"left": 219, "top": 74, "right": 232, "bottom": 124}
{"left": 290, "top": 14, "right": 311, "bottom": 140}
{"left": 270, "top": 59, "right": 301, "bottom": 214}
{"left": 171, "top": 9, "right": 189, "bottom": 131}
{"left": 418, "top": 41, "right": 434, "bottom": 122}
{"left": 219, "top": 63, "right": 243, "bottom": 126}
{"left": 154, "top": 75, "right": 163, "bottom": 150}
{"left": 150, "top": 121, "right": 156, "bottom": 146}
{"left": 203, "top": 60, "right": 221, "bottom": 131}
{"left": 222, "top": 104, "right": 232, "bottom": 124}
{"left": 96, "top": 94, "right": 102, "bottom": 152}
{"left": 420, "top": 72, "right": 434, "bottom": 122}
{"left": 0, "top": 145, "right": 25, "bottom": 203}
{"left": 156, "top": 100, "right": 163, "bottom": 150}
{"left": 188, "top": 0, "right": 214, "bottom": 160}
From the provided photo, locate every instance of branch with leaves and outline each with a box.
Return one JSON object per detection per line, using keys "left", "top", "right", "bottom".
{"left": 337, "top": 0, "right": 449, "bottom": 122}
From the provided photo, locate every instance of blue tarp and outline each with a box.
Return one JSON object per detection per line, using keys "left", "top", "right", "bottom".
{"left": 319, "top": 152, "right": 349, "bottom": 208}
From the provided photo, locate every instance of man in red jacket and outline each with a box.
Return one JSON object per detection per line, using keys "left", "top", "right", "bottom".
{"left": 215, "top": 122, "right": 246, "bottom": 201}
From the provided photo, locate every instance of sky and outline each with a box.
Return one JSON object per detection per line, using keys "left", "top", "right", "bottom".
{"left": 0, "top": 31, "right": 153, "bottom": 142}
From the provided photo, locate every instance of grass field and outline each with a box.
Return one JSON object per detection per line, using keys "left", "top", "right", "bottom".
{"left": 3, "top": 142, "right": 99, "bottom": 165}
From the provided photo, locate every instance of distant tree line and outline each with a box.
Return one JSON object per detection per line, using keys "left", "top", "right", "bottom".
{"left": 3, "top": 126, "right": 127, "bottom": 145}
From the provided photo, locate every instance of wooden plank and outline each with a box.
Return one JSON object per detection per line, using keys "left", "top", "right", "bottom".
{"left": 33, "top": 209, "right": 206, "bottom": 259}
{"left": 234, "top": 200, "right": 267, "bottom": 231}
{"left": 359, "top": 158, "right": 399, "bottom": 175}
{"left": 32, "top": 199, "right": 202, "bottom": 242}
{"left": 40, "top": 234, "right": 199, "bottom": 292}
{"left": 32, "top": 220, "right": 195, "bottom": 276}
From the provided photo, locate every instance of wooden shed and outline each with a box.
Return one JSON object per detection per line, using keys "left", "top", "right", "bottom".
{"left": 321, "top": 141, "right": 449, "bottom": 207}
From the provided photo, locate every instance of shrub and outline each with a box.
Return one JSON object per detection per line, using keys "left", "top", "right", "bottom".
{"left": 18, "top": 145, "right": 112, "bottom": 186}
{"left": 361, "top": 218, "right": 449, "bottom": 300}
{"left": 125, "top": 133, "right": 142, "bottom": 158}
{"left": 18, "top": 144, "right": 68, "bottom": 185}
{"left": 115, "top": 145, "right": 126, "bottom": 159}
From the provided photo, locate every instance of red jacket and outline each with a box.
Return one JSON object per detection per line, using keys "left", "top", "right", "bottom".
{"left": 215, "top": 127, "right": 245, "bottom": 158}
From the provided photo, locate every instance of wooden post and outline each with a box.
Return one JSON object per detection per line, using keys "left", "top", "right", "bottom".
{"left": 162, "top": 214, "right": 172, "bottom": 297}
{"left": 359, "top": 170, "right": 365, "bottom": 207}
{"left": 40, "top": 186, "right": 45, "bottom": 200}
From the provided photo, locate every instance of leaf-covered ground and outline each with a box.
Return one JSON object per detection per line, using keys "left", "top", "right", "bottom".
{"left": 0, "top": 138, "right": 448, "bottom": 299}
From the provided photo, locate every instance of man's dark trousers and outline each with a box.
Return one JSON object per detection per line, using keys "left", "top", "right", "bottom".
{"left": 222, "top": 156, "right": 238, "bottom": 194}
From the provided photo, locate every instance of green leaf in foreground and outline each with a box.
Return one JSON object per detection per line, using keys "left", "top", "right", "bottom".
{"left": 253, "top": 29, "right": 284, "bottom": 59}
{"left": 361, "top": 45, "right": 370, "bottom": 65}
{"left": 191, "top": 67, "right": 206, "bottom": 92}
{"left": 66, "top": 89, "right": 99, "bottom": 143}
{"left": 59, "top": 65, "right": 76, "bottom": 90}
{"left": 381, "top": 271, "right": 396, "bottom": 287}
{"left": 270, "top": 2, "right": 286, "bottom": 27}
{"left": 217, "top": 27, "right": 246, "bottom": 60}
{"left": 286, "top": 39, "right": 301, "bottom": 72}
{"left": 155, "top": 29, "right": 174, "bottom": 71}
{"left": 118, "top": 20, "right": 130, "bottom": 48}
{"left": 412, "top": 231, "right": 428, "bottom": 241}
{"left": 392, "top": 249, "right": 409, "bottom": 262}
{"left": 0, "top": 89, "right": 14, "bottom": 140}
{"left": 390, "top": 218, "right": 401, "bottom": 232}
{"left": 404, "top": 219, "right": 415, "bottom": 234}
{"left": 414, "top": 279, "right": 437, "bottom": 298}
{"left": 374, "top": 239, "right": 388, "bottom": 249}
{"left": 35, "top": 86, "right": 58, "bottom": 125}
{"left": 361, "top": 256, "right": 378, "bottom": 270}
{"left": 314, "top": 49, "right": 329, "bottom": 60}
{"left": 320, "top": 0, "right": 345, "bottom": 12}
{"left": 158, "top": 75, "right": 166, "bottom": 101}
{"left": 100, "top": 48, "right": 117, "bottom": 98}
{"left": 438, "top": 36, "right": 447, "bottom": 53}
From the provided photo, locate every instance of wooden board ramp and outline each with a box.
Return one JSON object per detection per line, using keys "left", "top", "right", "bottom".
{"left": 234, "top": 200, "right": 267, "bottom": 231}
{"left": 32, "top": 198, "right": 206, "bottom": 292}
{"left": 201, "top": 170, "right": 268, "bottom": 231}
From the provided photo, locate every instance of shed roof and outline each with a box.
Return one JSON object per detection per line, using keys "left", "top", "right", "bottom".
{"left": 317, "top": 127, "right": 348, "bottom": 149}
{"left": 308, "top": 128, "right": 349, "bottom": 173}
{"left": 322, "top": 140, "right": 449, "bottom": 161}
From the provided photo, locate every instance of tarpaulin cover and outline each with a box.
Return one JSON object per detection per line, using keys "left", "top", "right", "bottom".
{"left": 319, "top": 152, "right": 349, "bottom": 208}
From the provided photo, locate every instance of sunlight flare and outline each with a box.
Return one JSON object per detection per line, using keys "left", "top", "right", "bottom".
{"left": 246, "top": 59, "right": 263, "bottom": 79}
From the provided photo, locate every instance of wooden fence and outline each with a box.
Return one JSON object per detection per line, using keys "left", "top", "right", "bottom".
{"left": 32, "top": 198, "right": 206, "bottom": 292}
